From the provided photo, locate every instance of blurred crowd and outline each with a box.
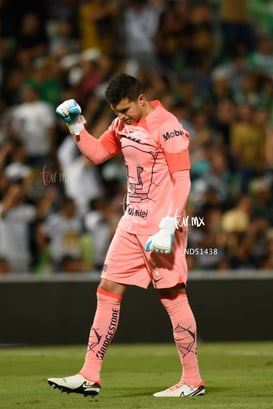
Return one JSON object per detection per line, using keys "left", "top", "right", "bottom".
{"left": 0, "top": 0, "right": 272, "bottom": 275}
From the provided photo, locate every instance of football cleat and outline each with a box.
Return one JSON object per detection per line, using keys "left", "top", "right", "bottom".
{"left": 48, "top": 374, "right": 101, "bottom": 397}
{"left": 153, "top": 381, "right": 205, "bottom": 397}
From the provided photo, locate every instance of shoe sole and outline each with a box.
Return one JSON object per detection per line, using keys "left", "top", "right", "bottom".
{"left": 48, "top": 380, "right": 101, "bottom": 398}
{"left": 154, "top": 385, "right": 205, "bottom": 397}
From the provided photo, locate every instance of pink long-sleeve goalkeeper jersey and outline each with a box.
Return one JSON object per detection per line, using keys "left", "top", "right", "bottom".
{"left": 99, "top": 100, "right": 190, "bottom": 235}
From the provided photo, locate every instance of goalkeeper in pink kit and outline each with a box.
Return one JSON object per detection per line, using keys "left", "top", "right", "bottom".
{"left": 48, "top": 73, "right": 205, "bottom": 398}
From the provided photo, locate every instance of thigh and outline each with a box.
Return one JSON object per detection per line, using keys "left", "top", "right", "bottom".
{"left": 101, "top": 227, "right": 189, "bottom": 290}
{"left": 136, "top": 229, "right": 189, "bottom": 289}
{"left": 101, "top": 228, "right": 152, "bottom": 289}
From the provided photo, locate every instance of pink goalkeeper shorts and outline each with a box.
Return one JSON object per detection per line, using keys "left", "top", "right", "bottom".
{"left": 101, "top": 226, "right": 189, "bottom": 289}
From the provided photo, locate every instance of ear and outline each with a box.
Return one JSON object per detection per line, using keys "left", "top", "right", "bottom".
{"left": 138, "top": 94, "right": 146, "bottom": 106}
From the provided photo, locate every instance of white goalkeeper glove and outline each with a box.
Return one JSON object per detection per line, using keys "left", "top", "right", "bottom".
{"left": 145, "top": 217, "right": 177, "bottom": 254}
{"left": 56, "top": 99, "right": 86, "bottom": 135}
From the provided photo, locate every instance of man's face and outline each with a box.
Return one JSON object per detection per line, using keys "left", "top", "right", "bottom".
{"left": 111, "top": 95, "right": 145, "bottom": 125}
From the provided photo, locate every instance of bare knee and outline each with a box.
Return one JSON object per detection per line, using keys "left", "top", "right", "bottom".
{"left": 99, "top": 278, "right": 127, "bottom": 296}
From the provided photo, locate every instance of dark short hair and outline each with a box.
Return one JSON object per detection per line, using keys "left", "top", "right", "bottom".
{"left": 105, "top": 73, "right": 143, "bottom": 106}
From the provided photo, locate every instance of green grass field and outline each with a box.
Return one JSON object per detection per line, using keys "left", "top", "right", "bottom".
{"left": 0, "top": 342, "right": 272, "bottom": 409}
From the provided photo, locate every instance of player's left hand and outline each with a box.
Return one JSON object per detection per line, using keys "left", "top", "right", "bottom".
{"left": 145, "top": 217, "right": 176, "bottom": 254}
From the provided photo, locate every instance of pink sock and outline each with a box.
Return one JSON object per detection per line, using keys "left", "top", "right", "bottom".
{"left": 79, "top": 287, "right": 122, "bottom": 382}
{"left": 160, "top": 293, "right": 202, "bottom": 385}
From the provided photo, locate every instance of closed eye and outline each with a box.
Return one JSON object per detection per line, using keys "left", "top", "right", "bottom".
{"left": 112, "top": 106, "right": 130, "bottom": 115}
{"left": 118, "top": 108, "right": 129, "bottom": 114}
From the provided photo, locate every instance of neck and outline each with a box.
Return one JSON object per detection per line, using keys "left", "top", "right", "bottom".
{"left": 143, "top": 101, "right": 154, "bottom": 118}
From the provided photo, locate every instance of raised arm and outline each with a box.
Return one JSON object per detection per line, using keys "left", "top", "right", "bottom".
{"left": 56, "top": 99, "right": 120, "bottom": 165}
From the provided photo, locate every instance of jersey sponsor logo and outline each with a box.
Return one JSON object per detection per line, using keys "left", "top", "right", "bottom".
{"left": 163, "top": 129, "right": 184, "bottom": 141}
{"left": 127, "top": 206, "right": 148, "bottom": 218}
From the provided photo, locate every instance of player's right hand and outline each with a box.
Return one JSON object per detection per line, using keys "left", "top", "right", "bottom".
{"left": 56, "top": 99, "right": 86, "bottom": 135}
{"left": 56, "top": 99, "right": 82, "bottom": 123}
